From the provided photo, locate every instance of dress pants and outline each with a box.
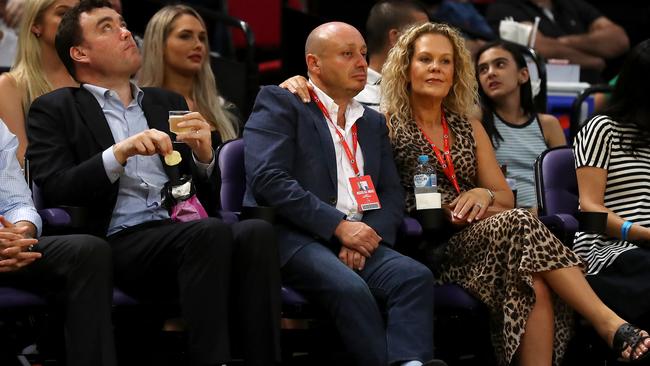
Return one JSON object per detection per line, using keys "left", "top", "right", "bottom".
{"left": 282, "top": 243, "right": 435, "bottom": 366}
{"left": 108, "top": 218, "right": 281, "bottom": 366}
{"left": 0, "top": 234, "right": 116, "bottom": 366}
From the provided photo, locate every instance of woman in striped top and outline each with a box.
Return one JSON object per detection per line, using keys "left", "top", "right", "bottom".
{"left": 574, "top": 39, "right": 650, "bottom": 326}
{"left": 476, "top": 41, "right": 566, "bottom": 210}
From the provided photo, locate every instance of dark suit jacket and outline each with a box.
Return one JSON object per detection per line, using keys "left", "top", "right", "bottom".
{"left": 243, "top": 86, "right": 405, "bottom": 265}
{"left": 26, "top": 86, "right": 221, "bottom": 237}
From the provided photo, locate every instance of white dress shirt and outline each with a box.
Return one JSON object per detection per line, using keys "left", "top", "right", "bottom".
{"left": 354, "top": 67, "right": 381, "bottom": 112}
{"left": 0, "top": 119, "right": 42, "bottom": 236}
{"left": 310, "top": 81, "right": 366, "bottom": 219}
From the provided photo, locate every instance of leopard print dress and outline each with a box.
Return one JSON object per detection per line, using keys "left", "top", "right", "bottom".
{"left": 388, "top": 111, "right": 585, "bottom": 366}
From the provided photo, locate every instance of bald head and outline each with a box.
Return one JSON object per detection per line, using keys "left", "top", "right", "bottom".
{"left": 305, "top": 22, "right": 363, "bottom": 56}
{"left": 304, "top": 22, "right": 368, "bottom": 104}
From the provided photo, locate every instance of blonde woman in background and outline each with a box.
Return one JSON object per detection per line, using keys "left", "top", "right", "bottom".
{"left": 0, "top": 0, "right": 78, "bottom": 164}
{"left": 140, "top": 4, "right": 238, "bottom": 145}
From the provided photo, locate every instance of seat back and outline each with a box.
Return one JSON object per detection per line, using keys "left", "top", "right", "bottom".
{"left": 217, "top": 138, "right": 245, "bottom": 212}
{"left": 569, "top": 84, "right": 614, "bottom": 141}
{"left": 193, "top": 6, "right": 258, "bottom": 119}
{"left": 534, "top": 146, "right": 578, "bottom": 217}
{"left": 514, "top": 44, "right": 548, "bottom": 112}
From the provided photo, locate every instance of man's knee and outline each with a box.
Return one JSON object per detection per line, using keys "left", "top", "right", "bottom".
{"left": 233, "top": 219, "right": 277, "bottom": 256}
{"left": 333, "top": 275, "right": 375, "bottom": 303}
{"left": 183, "top": 218, "right": 233, "bottom": 256}
{"left": 398, "top": 257, "right": 436, "bottom": 289}
{"left": 61, "top": 234, "right": 112, "bottom": 267}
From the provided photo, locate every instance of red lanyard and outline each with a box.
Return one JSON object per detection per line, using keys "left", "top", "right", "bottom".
{"left": 417, "top": 112, "right": 461, "bottom": 194}
{"left": 309, "top": 89, "right": 360, "bottom": 176}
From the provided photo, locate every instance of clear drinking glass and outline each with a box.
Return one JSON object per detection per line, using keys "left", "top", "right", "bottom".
{"left": 169, "top": 110, "right": 192, "bottom": 135}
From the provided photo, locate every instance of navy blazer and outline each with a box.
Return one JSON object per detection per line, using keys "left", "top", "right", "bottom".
{"left": 26, "top": 86, "right": 221, "bottom": 237}
{"left": 244, "top": 86, "right": 405, "bottom": 265}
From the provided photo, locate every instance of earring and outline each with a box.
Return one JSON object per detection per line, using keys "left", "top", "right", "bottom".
{"left": 34, "top": 32, "right": 41, "bottom": 38}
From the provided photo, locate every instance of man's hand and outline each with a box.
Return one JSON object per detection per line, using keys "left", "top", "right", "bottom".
{"left": 278, "top": 75, "right": 313, "bottom": 103}
{"left": 3, "top": 0, "right": 24, "bottom": 28}
{"left": 112, "top": 129, "right": 173, "bottom": 165}
{"left": 334, "top": 220, "right": 381, "bottom": 257}
{"left": 0, "top": 216, "right": 40, "bottom": 273}
{"left": 173, "top": 112, "right": 214, "bottom": 163}
{"left": 338, "top": 247, "right": 366, "bottom": 271}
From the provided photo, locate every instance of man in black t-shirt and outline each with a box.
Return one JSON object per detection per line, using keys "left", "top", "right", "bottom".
{"left": 486, "top": 0, "right": 629, "bottom": 82}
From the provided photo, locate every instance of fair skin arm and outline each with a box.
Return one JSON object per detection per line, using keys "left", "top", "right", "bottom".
{"left": 0, "top": 74, "right": 28, "bottom": 165}
{"left": 0, "top": 216, "right": 40, "bottom": 273}
{"left": 533, "top": 31, "right": 606, "bottom": 71}
{"left": 538, "top": 113, "right": 567, "bottom": 148}
{"left": 3, "top": 0, "right": 24, "bottom": 28}
{"left": 576, "top": 166, "right": 650, "bottom": 243}
{"left": 557, "top": 17, "right": 630, "bottom": 59}
{"left": 278, "top": 75, "right": 313, "bottom": 103}
{"left": 447, "top": 119, "right": 514, "bottom": 224}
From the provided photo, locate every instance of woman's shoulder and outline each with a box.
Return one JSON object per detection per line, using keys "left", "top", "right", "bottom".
{"left": 582, "top": 114, "right": 619, "bottom": 132}
{"left": 0, "top": 73, "right": 25, "bottom": 114}
{"left": 0, "top": 72, "right": 21, "bottom": 93}
{"left": 575, "top": 114, "right": 619, "bottom": 143}
{"left": 537, "top": 113, "right": 560, "bottom": 127}
{"left": 446, "top": 110, "right": 475, "bottom": 135}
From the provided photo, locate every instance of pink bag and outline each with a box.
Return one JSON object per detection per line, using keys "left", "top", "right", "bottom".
{"left": 171, "top": 195, "right": 208, "bottom": 222}
{"left": 162, "top": 176, "right": 209, "bottom": 222}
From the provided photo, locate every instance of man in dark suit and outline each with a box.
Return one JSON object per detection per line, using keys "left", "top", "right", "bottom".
{"left": 244, "top": 22, "right": 436, "bottom": 366}
{"left": 25, "top": 1, "right": 280, "bottom": 365}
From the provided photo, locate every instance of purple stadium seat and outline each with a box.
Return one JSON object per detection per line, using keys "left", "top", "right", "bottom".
{"left": 534, "top": 146, "right": 580, "bottom": 245}
{"left": 218, "top": 138, "right": 310, "bottom": 308}
{"left": 0, "top": 287, "right": 47, "bottom": 309}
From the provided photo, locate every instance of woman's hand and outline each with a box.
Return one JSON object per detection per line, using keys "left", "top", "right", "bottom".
{"left": 442, "top": 206, "right": 471, "bottom": 228}
{"left": 449, "top": 188, "right": 493, "bottom": 223}
{"left": 278, "top": 75, "right": 312, "bottom": 103}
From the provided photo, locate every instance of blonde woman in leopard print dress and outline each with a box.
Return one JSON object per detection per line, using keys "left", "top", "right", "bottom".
{"left": 381, "top": 22, "right": 650, "bottom": 365}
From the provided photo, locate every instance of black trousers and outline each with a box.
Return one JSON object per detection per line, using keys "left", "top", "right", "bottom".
{"left": 107, "top": 218, "right": 281, "bottom": 366}
{"left": 0, "top": 234, "right": 116, "bottom": 366}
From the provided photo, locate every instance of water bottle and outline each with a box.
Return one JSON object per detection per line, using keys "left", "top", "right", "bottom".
{"left": 506, "top": 177, "right": 517, "bottom": 207}
{"left": 500, "top": 164, "right": 517, "bottom": 207}
{"left": 413, "top": 155, "right": 441, "bottom": 210}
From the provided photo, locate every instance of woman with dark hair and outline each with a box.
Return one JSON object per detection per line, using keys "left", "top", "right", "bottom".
{"left": 476, "top": 40, "right": 565, "bottom": 209}
{"left": 574, "top": 39, "right": 650, "bottom": 329}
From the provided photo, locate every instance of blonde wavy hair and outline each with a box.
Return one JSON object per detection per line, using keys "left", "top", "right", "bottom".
{"left": 381, "top": 22, "right": 479, "bottom": 135}
{"left": 9, "top": 0, "right": 58, "bottom": 114}
{"left": 140, "top": 4, "right": 237, "bottom": 141}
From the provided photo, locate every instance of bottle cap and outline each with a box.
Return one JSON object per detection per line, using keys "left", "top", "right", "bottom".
{"left": 417, "top": 155, "right": 429, "bottom": 163}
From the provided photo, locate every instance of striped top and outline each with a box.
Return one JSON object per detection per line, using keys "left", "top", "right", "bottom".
{"left": 573, "top": 115, "right": 650, "bottom": 275}
{"left": 492, "top": 113, "right": 548, "bottom": 208}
